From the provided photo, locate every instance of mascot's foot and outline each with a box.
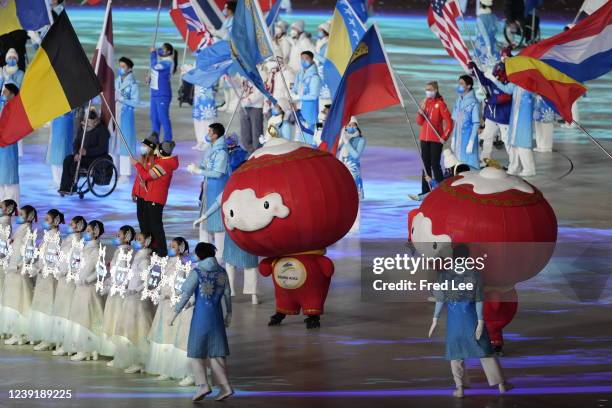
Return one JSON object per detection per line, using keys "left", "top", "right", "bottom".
{"left": 494, "top": 345, "right": 504, "bottom": 356}
{"left": 268, "top": 313, "right": 286, "bottom": 326}
{"left": 304, "top": 315, "right": 321, "bottom": 329}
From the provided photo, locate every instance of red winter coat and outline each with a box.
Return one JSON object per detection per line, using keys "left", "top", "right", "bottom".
{"left": 132, "top": 156, "right": 154, "bottom": 199}
{"left": 416, "top": 96, "right": 453, "bottom": 143}
{"left": 134, "top": 155, "right": 179, "bottom": 205}
{"left": 259, "top": 254, "right": 334, "bottom": 316}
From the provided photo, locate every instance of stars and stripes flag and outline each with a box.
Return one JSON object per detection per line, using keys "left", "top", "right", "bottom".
{"left": 427, "top": 0, "right": 472, "bottom": 73}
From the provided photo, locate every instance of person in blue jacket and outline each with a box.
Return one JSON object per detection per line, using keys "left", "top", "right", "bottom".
{"left": 0, "top": 83, "right": 20, "bottom": 203}
{"left": 450, "top": 75, "right": 481, "bottom": 169}
{"left": 169, "top": 242, "right": 233, "bottom": 402}
{"left": 149, "top": 43, "right": 177, "bottom": 142}
{"left": 470, "top": 61, "right": 512, "bottom": 164}
{"left": 187, "top": 123, "right": 230, "bottom": 261}
{"left": 116, "top": 56, "right": 140, "bottom": 183}
{"left": 291, "top": 51, "right": 322, "bottom": 145}
{"left": 47, "top": 111, "right": 74, "bottom": 189}
{"left": 0, "top": 49, "right": 24, "bottom": 90}
{"left": 485, "top": 67, "right": 536, "bottom": 176}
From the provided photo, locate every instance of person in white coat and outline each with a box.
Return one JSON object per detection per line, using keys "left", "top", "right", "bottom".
{"left": 0, "top": 199, "right": 18, "bottom": 338}
{"left": 315, "top": 21, "right": 332, "bottom": 108}
{"left": 29, "top": 209, "right": 65, "bottom": 352}
{"left": 288, "top": 20, "right": 315, "bottom": 75}
{"left": 50, "top": 215, "right": 87, "bottom": 356}
{"left": 272, "top": 20, "right": 291, "bottom": 64}
{"left": 64, "top": 220, "right": 105, "bottom": 362}
{"left": 112, "top": 232, "right": 153, "bottom": 373}
{"left": 3, "top": 205, "right": 37, "bottom": 345}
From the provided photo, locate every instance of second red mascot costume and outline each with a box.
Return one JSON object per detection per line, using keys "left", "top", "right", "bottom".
{"left": 221, "top": 139, "right": 359, "bottom": 329}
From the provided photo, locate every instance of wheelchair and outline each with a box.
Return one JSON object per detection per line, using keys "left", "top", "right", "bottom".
{"left": 504, "top": 13, "right": 541, "bottom": 48}
{"left": 74, "top": 154, "right": 118, "bottom": 199}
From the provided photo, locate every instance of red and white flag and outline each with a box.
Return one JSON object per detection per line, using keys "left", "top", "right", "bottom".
{"left": 427, "top": 0, "right": 472, "bottom": 72}
{"left": 91, "top": 2, "right": 116, "bottom": 144}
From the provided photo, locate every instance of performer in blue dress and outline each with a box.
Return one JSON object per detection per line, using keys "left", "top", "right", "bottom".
{"left": 170, "top": 242, "right": 233, "bottom": 402}
{"left": 192, "top": 86, "right": 217, "bottom": 151}
{"left": 47, "top": 111, "right": 74, "bottom": 189}
{"left": 428, "top": 245, "right": 512, "bottom": 398}
{"left": 450, "top": 75, "right": 480, "bottom": 169}
{"left": 115, "top": 56, "right": 140, "bottom": 183}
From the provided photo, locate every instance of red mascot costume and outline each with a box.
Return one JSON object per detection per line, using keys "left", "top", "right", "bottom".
{"left": 221, "top": 139, "right": 359, "bottom": 329}
{"left": 408, "top": 167, "right": 557, "bottom": 353}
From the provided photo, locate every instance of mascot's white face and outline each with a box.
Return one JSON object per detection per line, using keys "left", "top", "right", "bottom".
{"left": 411, "top": 212, "right": 452, "bottom": 258}
{"left": 223, "top": 188, "right": 290, "bottom": 232}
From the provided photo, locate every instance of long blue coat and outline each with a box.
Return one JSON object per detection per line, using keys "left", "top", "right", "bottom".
{"left": 115, "top": 72, "right": 140, "bottom": 156}
{"left": 200, "top": 137, "right": 230, "bottom": 233}
{"left": 0, "top": 143, "right": 19, "bottom": 185}
{"left": 175, "top": 257, "right": 231, "bottom": 358}
{"left": 338, "top": 134, "right": 366, "bottom": 200}
{"left": 492, "top": 81, "right": 535, "bottom": 149}
{"left": 451, "top": 90, "right": 481, "bottom": 169}
{"left": 46, "top": 111, "right": 74, "bottom": 166}
{"left": 293, "top": 63, "right": 322, "bottom": 143}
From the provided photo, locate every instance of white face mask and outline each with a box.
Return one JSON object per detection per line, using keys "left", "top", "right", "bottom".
{"left": 290, "top": 29, "right": 299, "bottom": 39}
{"left": 425, "top": 90, "right": 436, "bottom": 99}
{"left": 4, "top": 64, "right": 18, "bottom": 76}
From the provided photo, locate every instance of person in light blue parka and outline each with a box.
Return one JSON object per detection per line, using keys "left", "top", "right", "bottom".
{"left": 292, "top": 51, "right": 322, "bottom": 145}
{"left": 485, "top": 69, "right": 536, "bottom": 176}
{"left": 115, "top": 56, "right": 140, "bottom": 182}
{"left": 450, "top": 75, "right": 481, "bottom": 169}
{"left": 169, "top": 242, "right": 233, "bottom": 402}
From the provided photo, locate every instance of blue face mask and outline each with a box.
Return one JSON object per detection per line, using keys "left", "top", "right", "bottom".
{"left": 205, "top": 134, "right": 212, "bottom": 143}
{"left": 168, "top": 248, "right": 177, "bottom": 257}
{"left": 317, "top": 31, "right": 325, "bottom": 39}
{"left": 190, "top": 254, "right": 200, "bottom": 263}
{"left": 140, "top": 145, "right": 149, "bottom": 156}
{"left": 83, "top": 232, "right": 93, "bottom": 242}
{"left": 271, "top": 108, "right": 281, "bottom": 116}
{"left": 346, "top": 127, "right": 357, "bottom": 135}
{"left": 42, "top": 221, "right": 51, "bottom": 231}
{"left": 456, "top": 85, "right": 465, "bottom": 94}
{"left": 133, "top": 241, "right": 143, "bottom": 250}
{"left": 66, "top": 226, "right": 74, "bottom": 234}
{"left": 301, "top": 60, "right": 311, "bottom": 70}
{"left": 15, "top": 216, "right": 25, "bottom": 224}
{"left": 118, "top": 67, "right": 126, "bottom": 76}
{"left": 222, "top": 9, "right": 228, "bottom": 16}
{"left": 112, "top": 237, "right": 121, "bottom": 246}
{"left": 157, "top": 47, "right": 166, "bottom": 57}
{"left": 6, "top": 59, "right": 17, "bottom": 67}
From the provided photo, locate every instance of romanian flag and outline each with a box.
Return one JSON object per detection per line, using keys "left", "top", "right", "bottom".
{"left": 319, "top": 25, "right": 402, "bottom": 154}
{"left": 323, "top": 0, "right": 367, "bottom": 99}
{"left": 0, "top": 11, "right": 101, "bottom": 147}
{"left": 0, "top": 0, "right": 52, "bottom": 36}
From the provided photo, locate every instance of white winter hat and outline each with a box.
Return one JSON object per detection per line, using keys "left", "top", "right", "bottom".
{"left": 6, "top": 48, "right": 18, "bottom": 60}
{"left": 480, "top": 0, "right": 493, "bottom": 6}
{"left": 318, "top": 21, "right": 331, "bottom": 34}
{"left": 348, "top": 116, "right": 358, "bottom": 125}
{"left": 290, "top": 20, "right": 305, "bottom": 33}
{"left": 275, "top": 20, "right": 289, "bottom": 32}
{"left": 443, "top": 149, "right": 459, "bottom": 168}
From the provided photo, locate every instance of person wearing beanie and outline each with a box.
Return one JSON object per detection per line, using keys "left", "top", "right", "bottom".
{"left": 272, "top": 20, "right": 291, "bottom": 64}
{"left": 116, "top": 56, "right": 140, "bottom": 183}
{"left": 287, "top": 20, "right": 315, "bottom": 75}
{"left": 0, "top": 83, "right": 20, "bottom": 204}
{"left": 0, "top": 48, "right": 24, "bottom": 91}
{"left": 131, "top": 140, "right": 179, "bottom": 257}
{"left": 338, "top": 116, "right": 366, "bottom": 232}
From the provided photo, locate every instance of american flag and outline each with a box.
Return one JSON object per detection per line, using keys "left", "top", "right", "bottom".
{"left": 427, "top": 0, "right": 472, "bottom": 72}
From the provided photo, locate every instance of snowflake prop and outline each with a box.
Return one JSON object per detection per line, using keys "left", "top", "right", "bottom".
{"left": 110, "top": 247, "right": 133, "bottom": 298}
{"left": 65, "top": 237, "right": 85, "bottom": 283}
{"left": 0, "top": 224, "right": 13, "bottom": 273}
{"left": 141, "top": 253, "right": 168, "bottom": 305}
{"left": 40, "top": 230, "right": 61, "bottom": 278}
{"left": 95, "top": 244, "right": 108, "bottom": 294}
{"left": 20, "top": 229, "right": 38, "bottom": 276}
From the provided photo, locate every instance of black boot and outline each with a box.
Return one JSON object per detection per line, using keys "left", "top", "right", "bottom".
{"left": 268, "top": 312, "right": 286, "bottom": 326}
{"left": 304, "top": 315, "right": 320, "bottom": 329}
{"left": 494, "top": 345, "right": 504, "bottom": 356}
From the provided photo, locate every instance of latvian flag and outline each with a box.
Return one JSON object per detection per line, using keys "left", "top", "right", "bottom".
{"left": 0, "top": 11, "right": 101, "bottom": 147}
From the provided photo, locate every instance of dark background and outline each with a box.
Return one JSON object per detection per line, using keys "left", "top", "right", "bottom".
{"left": 75, "top": 0, "right": 585, "bottom": 16}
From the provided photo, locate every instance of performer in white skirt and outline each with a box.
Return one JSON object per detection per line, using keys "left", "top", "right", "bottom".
{"left": 50, "top": 215, "right": 87, "bottom": 356}
{"left": 3, "top": 205, "right": 37, "bottom": 345}
{"left": 0, "top": 199, "right": 18, "bottom": 338}
{"left": 146, "top": 237, "right": 188, "bottom": 380}
{"left": 112, "top": 232, "right": 153, "bottom": 373}
{"left": 103, "top": 225, "right": 136, "bottom": 364}
{"left": 29, "top": 209, "right": 64, "bottom": 351}
{"left": 64, "top": 220, "right": 105, "bottom": 361}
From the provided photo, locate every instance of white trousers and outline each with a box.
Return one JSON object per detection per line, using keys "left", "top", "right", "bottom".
{"left": 451, "top": 358, "right": 504, "bottom": 388}
{"left": 0, "top": 184, "right": 20, "bottom": 204}
{"left": 194, "top": 119, "right": 212, "bottom": 144}
{"left": 51, "top": 165, "right": 62, "bottom": 186}
{"left": 191, "top": 357, "right": 230, "bottom": 388}
{"left": 508, "top": 146, "right": 536, "bottom": 175}
{"left": 225, "top": 265, "right": 258, "bottom": 295}
{"left": 201, "top": 231, "right": 225, "bottom": 264}
{"left": 480, "top": 119, "right": 509, "bottom": 159}
{"left": 534, "top": 122, "right": 554, "bottom": 152}
{"left": 119, "top": 156, "right": 131, "bottom": 176}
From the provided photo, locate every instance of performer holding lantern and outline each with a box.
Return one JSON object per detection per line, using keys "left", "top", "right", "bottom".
{"left": 221, "top": 138, "right": 359, "bottom": 329}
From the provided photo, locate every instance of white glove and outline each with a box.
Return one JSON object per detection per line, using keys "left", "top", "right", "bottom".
{"left": 193, "top": 215, "right": 207, "bottom": 229}
{"left": 28, "top": 30, "right": 42, "bottom": 45}
{"left": 466, "top": 139, "right": 474, "bottom": 154}
{"left": 259, "top": 133, "right": 271, "bottom": 145}
{"left": 475, "top": 319, "right": 484, "bottom": 340}
{"left": 187, "top": 163, "right": 202, "bottom": 175}
{"left": 224, "top": 312, "right": 232, "bottom": 328}
{"left": 428, "top": 317, "right": 438, "bottom": 338}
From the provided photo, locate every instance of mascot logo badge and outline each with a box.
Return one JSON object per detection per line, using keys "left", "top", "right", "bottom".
{"left": 273, "top": 258, "right": 307, "bottom": 289}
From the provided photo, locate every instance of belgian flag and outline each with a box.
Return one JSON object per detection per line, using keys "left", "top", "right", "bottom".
{"left": 0, "top": 11, "right": 101, "bottom": 147}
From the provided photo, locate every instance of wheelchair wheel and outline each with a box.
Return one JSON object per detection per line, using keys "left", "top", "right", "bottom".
{"left": 86, "top": 156, "right": 118, "bottom": 198}
{"left": 504, "top": 19, "right": 525, "bottom": 48}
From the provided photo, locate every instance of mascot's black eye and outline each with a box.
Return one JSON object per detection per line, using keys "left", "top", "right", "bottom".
{"left": 411, "top": 227, "right": 414, "bottom": 234}
{"left": 264, "top": 201, "right": 269, "bottom": 209}
{"left": 433, "top": 242, "right": 438, "bottom": 250}
{"left": 230, "top": 210, "right": 234, "bottom": 217}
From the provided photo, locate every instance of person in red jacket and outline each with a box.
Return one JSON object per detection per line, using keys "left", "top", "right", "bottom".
{"left": 410, "top": 81, "right": 453, "bottom": 201}
{"left": 132, "top": 134, "right": 157, "bottom": 235}
{"left": 131, "top": 140, "right": 178, "bottom": 256}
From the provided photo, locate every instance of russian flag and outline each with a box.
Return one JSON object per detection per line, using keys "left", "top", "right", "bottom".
{"left": 319, "top": 25, "right": 403, "bottom": 154}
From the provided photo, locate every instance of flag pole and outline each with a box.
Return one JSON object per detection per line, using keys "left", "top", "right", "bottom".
{"left": 401, "top": 104, "right": 436, "bottom": 191}
{"left": 70, "top": 0, "right": 113, "bottom": 194}
{"left": 152, "top": 0, "right": 163, "bottom": 48}
{"left": 181, "top": 30, "right": 190, "bottom": 67}
{"left": 572, "top": 120, "right": 612, "bottom": 160}
{"left": 225, "top": 87, "right": 245, "bottom": 132}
